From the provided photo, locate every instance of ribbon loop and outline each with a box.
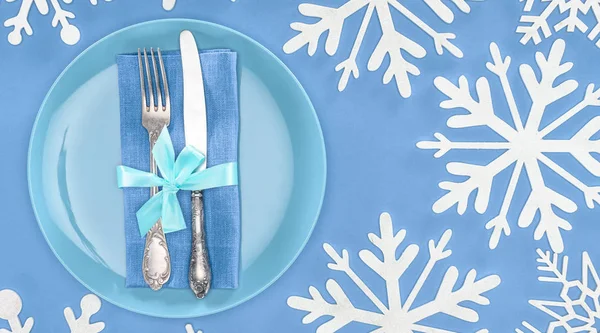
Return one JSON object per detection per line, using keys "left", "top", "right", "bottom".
{"left": 117, "top": 128, "right": 238, "bottom": 236}
{"left": 174, "top": 146, "right": 205, "bottom": 185}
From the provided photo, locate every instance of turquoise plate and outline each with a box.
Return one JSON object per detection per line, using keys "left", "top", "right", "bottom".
{"left": 27, "top": 19, "right": 326, "bottom": 318}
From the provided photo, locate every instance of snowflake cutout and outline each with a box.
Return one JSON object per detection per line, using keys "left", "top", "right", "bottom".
{"left": 0, "top": 291, "right": 105, "bottom": 332}
{"left": 3, "top": 0, "right": 112, "bottom": 45}
{"left": 185, "top": 324, "right": 203, "bottom": 333}
{"left": 283, "top": 0, "right": 472, "bottom": 98}
{"left": 517, "top": 0, "right": 600, "bottom": 48}
{"left": 2, "top": 0, "right": 185, "bottom": 45}
{"left": 287, "top": 212, "right": 501, "bottom": 332}
{"left": 163, "top": 0, "right": 175, "bottom": 10}
{"left": 0, "top": 289, "right": 200, "bottom": 332}
{"left": 516, "top": 249, "right": 600, "bottom": 333}
{"left": 418, "top": 39, "right": 600, "bottom": 253}
{"left": 0, "top": 289, "right": 33, "bottom": 333}
{"left": 64, "top": 294, "right": 105, "bottom": 333}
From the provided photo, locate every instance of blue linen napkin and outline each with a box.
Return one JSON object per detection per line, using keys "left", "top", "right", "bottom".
{"left": 116, "top": 50, "right": 240, "bottom": 289}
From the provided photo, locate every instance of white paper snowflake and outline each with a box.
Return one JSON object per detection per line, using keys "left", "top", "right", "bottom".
{"left": 185, "top": 324, "right": 203, "bottom": 333}
{"left": 417, "top": 38, "right": 600, "bottom": 253}
{"left": 0, "top": 291, "right": 105, "bottom": 332}
{"left": 517, "top": 0, "right": 600, "bottom": 48}
{"left": 287, "top": 212, "right": 501, "bottom": 332}
{"left": 516, "top": 249, "right": 600, "bottom": 333}
{"left": 0, "top": 289, "right": 200, "bottom": 332}
{"left": 3, "top": 0, "right": 111, "bottom": 45}
{"left": 0, "top": 289, "right": 33, "bottom": 333}
{"left": 283, "top": 0, "right": 472, "bottom": 98}
{"left": 1, "top": 0, "right": 183, "bottom": 45}
{"left": 64, "top": 294, "right": 105, "bottom": 333}
{"left": 163, "top": 0, "right": 175, "bottom": 11}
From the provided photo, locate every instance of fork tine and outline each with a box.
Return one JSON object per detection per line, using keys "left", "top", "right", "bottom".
{"left": 157, "top": 48, "right": 170, "bottom": 112}
{"left": 138, "top": 49, "right": 148, "bottom": 112}
{"left": 143, "top": 48, "right": 155, "bottom": 111}
{"left": 150, "top": 48, "right": 163, "bottom": 111}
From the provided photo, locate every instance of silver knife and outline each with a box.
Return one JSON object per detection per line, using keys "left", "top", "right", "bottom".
{"left": 180, "top": 30, "right": 211, "bottom": 299}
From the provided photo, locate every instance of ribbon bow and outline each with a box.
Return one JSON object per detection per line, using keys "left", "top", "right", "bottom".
{"left": 117, "top": 127, "right": 238, "bottom": 236}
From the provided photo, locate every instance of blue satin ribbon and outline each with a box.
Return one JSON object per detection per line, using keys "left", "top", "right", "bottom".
{"left": 117, "top": 128, "right": 238, "bottom": 236}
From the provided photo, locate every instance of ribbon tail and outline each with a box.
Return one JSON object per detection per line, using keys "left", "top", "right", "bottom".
{"left": 179, "top": 162, "right": 239, "bottom": 191}
{"left": 117, "top": 166, "right": 165, "bottom": 188}
{"left": 135, "top": 192, "right": 164, "bottom": 236}
{"left": 153, "top": 128, "right": 176, "bottom": 181}
{"left": 161, "top": 192, "right": 187, "bottom": 234}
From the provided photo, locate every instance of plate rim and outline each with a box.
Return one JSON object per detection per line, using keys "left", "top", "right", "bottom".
{"left": 26, "top": 18, "right": 327, "bottom": 318}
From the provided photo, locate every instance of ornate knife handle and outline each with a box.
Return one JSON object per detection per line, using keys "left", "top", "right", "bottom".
{"left": 189, "top": 191, "right": 211, "bottom": 298}
{"left": 142, "top": 129, "right": 172, "bottom": 290}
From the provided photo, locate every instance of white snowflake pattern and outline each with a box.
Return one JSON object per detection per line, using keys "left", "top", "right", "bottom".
{"left": 516, "top": 249, "right": 600, "bottom": 333}
{"left": 64, "top": 294, "right": 105, "bottom": 333}
{"left": 3, "top": 0, "right": 112, "bottom": 45}
{"left": 1, "top": 0, "right": 186, "bottom": 45}
{"left": 0, "top": 291, "right": 105, "bottom": 332}
{"left": 185, "top": 324, "right": 203, "bottom": 333}
{"left": 163, "top": 0, "right": 175, "bottom": 11}
{"left": 283, "top": 0, "right": 472, "bottom": 98}
{"left": 0, "top": 289, "right": 202, "bottom": 332}
{"left": 517, "top": 0, "right": 600, "bottom": 48}
{"left": 287, "top": 212, "right": 501, "bottom": 332}
{"left": 417, "top": 39, "right": 600, "bottom": 253}
{"left": 0, "top": 290, "right": 33, "bottom": 333}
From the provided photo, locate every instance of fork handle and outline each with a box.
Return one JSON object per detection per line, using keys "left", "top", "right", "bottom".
{"left": 142, "top": 129, "right": 172, "bottom": 290}
{"left": 189, "top": 191, "right": 211, "bottom": 298}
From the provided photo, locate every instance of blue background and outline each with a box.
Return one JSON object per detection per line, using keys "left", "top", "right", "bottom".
{"left": 2, "top": 0, "right": 600, "bottom": 331}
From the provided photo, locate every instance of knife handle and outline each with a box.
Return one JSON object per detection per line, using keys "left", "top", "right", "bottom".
{"left": 189, "top": 191, "right": 211, "bottom": 298}
{"left": 142, "top": 129, "right": 172, "bottom": 290}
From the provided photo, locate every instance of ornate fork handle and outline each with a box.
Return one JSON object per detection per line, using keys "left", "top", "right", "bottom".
{"left": 142, "top": 129, "right": 171, "bottom": 290}
{"left": 189, "top": 191, "right": 211, "bottom": 298}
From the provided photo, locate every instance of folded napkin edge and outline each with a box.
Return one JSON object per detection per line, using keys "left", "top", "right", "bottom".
{"left": 117, "top": 49, "right": 234, "bottom": 57}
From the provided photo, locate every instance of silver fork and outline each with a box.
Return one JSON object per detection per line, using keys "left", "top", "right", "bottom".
{"left": 138, "top": 48, "right": 172, "bottom": 290}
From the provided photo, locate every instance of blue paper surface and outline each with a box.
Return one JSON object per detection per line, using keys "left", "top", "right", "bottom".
{"left": 3, "top": 0, "right": 600, "bottom": 331}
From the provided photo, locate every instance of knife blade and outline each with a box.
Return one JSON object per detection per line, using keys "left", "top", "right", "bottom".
{"left": 180, "top": 30, "right": 211, "bottom": 299}
{"left": 181, "top": 30, "right": 208, "bottom": 164}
